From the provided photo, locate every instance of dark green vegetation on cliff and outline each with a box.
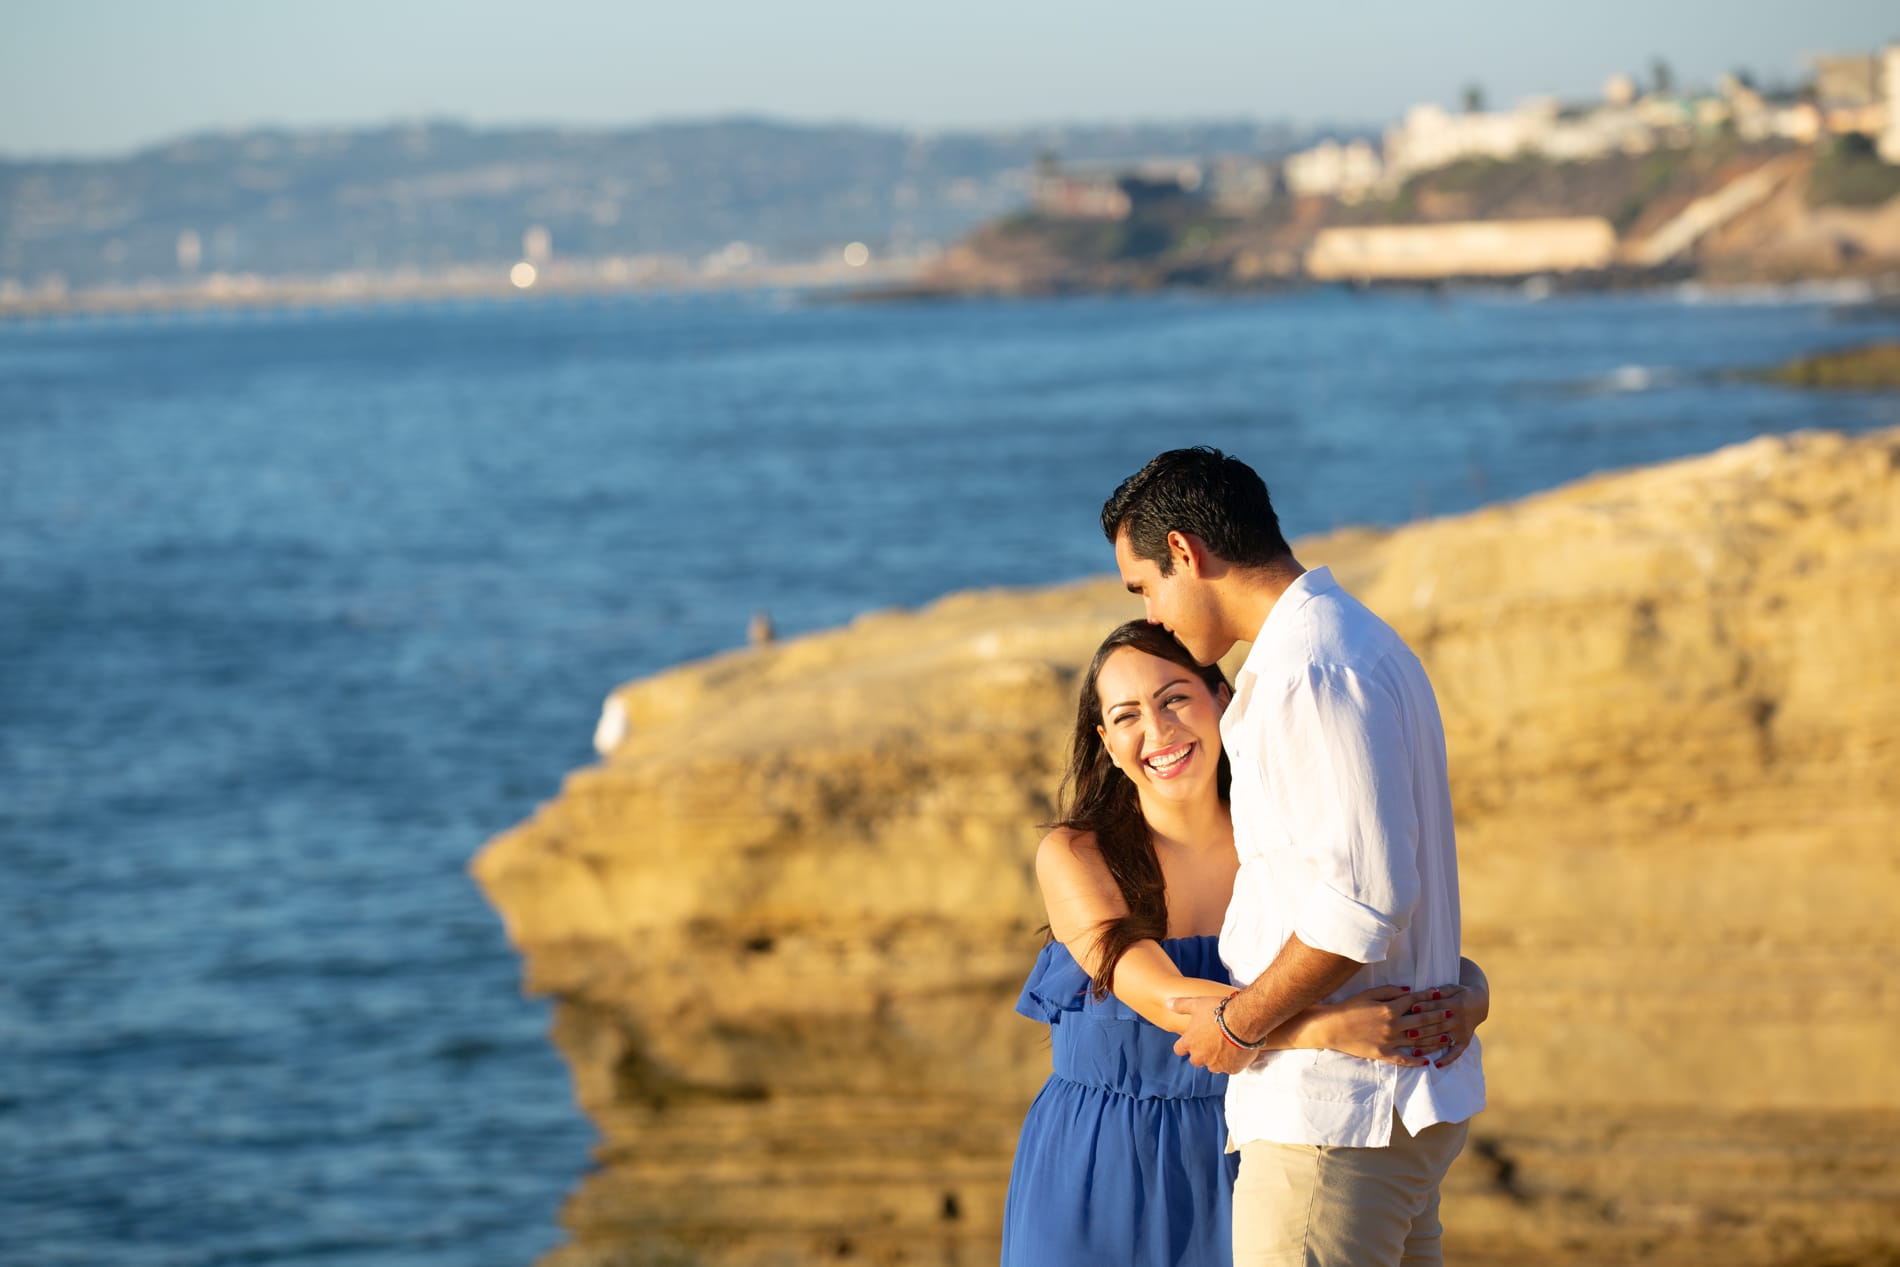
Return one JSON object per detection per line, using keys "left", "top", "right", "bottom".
{"left": 1807, "top": 133, "right": 1900, "bottom": 208}
{"left": 1770, "top": 341, "right": 1900, "bottom": 388}
{"left": 1344, "top": 137, "right": 1796, "bottom": 231}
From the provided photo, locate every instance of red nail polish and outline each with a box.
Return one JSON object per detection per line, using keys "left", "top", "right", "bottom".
{"left": 1434, "top": 1060, "right": 1444, "bottom": 1068}
{"left": 1410, "top": 1005, "right": 1422, "bottom": 1014}
{"left": 1440, "top": 1035, "right": 1451, "bottom": 1044}
{"left": 1431, "top": 990, "right": 1442, "bottom": 1000}
{"left": 1407, "top": 1029, "right": 1418, "bottom": 1038}
{"left": 1445, "top": 1010, "right": 1455, "bottom": 1019}
{"left": 1412, "top": 1048, "right": 1423, "bottom": 1057}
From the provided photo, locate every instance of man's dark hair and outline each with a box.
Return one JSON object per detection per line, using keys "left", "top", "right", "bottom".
{"left": 1100, "top": 446, "right": 1291, "bottom": 573}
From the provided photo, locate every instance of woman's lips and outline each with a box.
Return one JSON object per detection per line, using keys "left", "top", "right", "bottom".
{"left": 1143, "top": 741, "right": 1196, "bottom": 780}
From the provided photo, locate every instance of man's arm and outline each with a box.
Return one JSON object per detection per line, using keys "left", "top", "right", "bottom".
{"left": 1174, "top": 663, "right": 1420, "bottom": 1072}
{"left": 1277, "top": 664, "right": 1421, "bottom": 966}
{"left": 1172, "top": 934, "right": 1362, "bottom": 1072}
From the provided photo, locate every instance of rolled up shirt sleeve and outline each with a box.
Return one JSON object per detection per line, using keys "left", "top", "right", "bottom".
{"left": 1263, "top": 663, "right": 1421, "bottom": 965}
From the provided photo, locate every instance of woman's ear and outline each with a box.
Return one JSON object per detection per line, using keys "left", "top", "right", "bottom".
{"left": 1214, "top": 681, "right": 1232, "bottom": 714}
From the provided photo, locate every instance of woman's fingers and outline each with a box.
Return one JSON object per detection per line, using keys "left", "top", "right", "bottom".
{"left": 1390, "top": 984, "right": 1463, "bottom": 1020}
{"left": 1385, "top": 1007, "right": 1461, "bottom": 1043}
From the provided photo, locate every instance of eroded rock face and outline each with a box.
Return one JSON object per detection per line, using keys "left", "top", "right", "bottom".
{"left": 474, "top": 428, "right": 1900, "bottom": 1267}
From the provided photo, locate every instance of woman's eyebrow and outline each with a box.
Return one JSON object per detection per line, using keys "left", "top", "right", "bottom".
{"left": 1106, "top": 679, "right": 1191, "bottom": 715}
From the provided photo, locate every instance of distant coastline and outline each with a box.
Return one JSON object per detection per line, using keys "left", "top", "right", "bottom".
{"left": 0, "top": 252, "right": 931, "bottom": 322}
{"left": 861, "top": 145, "right": 1900, "bottom": 302}
{"left": 8, "top": 109, "right": 1900, "bottom": 321}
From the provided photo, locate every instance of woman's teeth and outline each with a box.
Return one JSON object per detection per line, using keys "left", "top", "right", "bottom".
{"left": 1145, "top": 744, "right": 1192, "bottom": 775}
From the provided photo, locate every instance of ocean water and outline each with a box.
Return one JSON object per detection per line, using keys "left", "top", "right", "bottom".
{"left": 4, "top": 286, "right": 1899, "bottom": 1265}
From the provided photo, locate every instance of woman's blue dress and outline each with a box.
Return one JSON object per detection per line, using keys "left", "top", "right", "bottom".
{"left": 1001, "top": 935, "right": 1237, "bottom": 1267}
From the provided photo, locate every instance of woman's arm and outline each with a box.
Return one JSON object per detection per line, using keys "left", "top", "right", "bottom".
{"left": 1267, "top": 956, "right": 1491, "bottom": 1068}
{"left": 1038, "top": 831, "right": 1495, "bottom": 1061}
{"left": 1106, "top": 944, "right": 1234, "bottom": 1034}
{"left": 1036, "top": 829, "right": 1233, "bottom": 1034}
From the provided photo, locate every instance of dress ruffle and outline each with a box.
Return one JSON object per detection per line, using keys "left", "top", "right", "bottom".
{"left": 1002, "top": 934, "right": 1239, "bottom": 1266}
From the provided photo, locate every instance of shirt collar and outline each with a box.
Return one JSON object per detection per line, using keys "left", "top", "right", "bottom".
{"left": 1234, "top": 565, "right": 1335, "bottom": 686}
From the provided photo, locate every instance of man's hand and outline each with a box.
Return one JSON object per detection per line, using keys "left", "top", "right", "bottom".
{"left": 1169, "top": 996, "right": 1260, "bottom": 1074}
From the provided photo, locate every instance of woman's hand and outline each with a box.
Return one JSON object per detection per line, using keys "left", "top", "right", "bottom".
{"left": 1313, "top": 983, "right": 1485, "bottom": 1068}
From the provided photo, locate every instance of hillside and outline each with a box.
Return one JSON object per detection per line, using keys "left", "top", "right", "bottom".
{"left": 908, "top": 138, "right": 1900, "bottom": 294}
{"left": 0, "top": 118, "right": 1310, "bottom": 290}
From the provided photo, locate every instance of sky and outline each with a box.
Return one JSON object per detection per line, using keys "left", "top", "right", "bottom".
{"left": 2, "top": 0, "right": 1896, "bottom": 157}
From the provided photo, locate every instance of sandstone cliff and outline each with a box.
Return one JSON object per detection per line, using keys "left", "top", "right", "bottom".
{"left": 892, "top": 147, "right": 1900, "bottom": 296}
{"left": 474, "top": 427, "right": 1900, "bottom": 1267}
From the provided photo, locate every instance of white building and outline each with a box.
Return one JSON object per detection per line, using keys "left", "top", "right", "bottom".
{"left": 1381, "top": 101, "right": 1555, "bottom": 184}
{"left": 1283, "top": 138, "right": 1382, "bottom": 203}
{"left": 1881, "top": 45, "right": 1900, "bottom": 164}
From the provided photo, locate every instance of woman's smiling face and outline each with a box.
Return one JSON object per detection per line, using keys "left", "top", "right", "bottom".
{"left": 1094, "top": 645, "right": 1229, "bottom": 804}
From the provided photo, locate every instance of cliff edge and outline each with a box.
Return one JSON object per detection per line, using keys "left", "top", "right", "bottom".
{"left": 475, "top": 426, "right": 1900, "bottom": 1266}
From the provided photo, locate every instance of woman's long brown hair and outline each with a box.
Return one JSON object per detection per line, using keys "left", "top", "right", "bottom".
{"left": 1049, "top": 620, "right": 1231, "bottom": 999}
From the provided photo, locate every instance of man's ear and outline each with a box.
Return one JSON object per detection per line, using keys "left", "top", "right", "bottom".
{"left": 1167, "top": 530, "right": 1204, "bottom": 577}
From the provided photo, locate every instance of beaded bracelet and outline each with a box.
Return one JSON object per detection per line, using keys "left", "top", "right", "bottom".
{"left": 1214, "top": 990, "right": 1270, "bottom": 1051}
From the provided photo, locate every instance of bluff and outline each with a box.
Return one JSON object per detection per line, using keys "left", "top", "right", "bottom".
{"left": 474, "top": 427, "right": 1900, "bottom": 1267}
{"left": 903, "top": 143, "right": 1900, "bottom": 294}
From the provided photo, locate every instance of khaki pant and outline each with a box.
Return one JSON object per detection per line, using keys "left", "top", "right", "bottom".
{"left": 1230, "top": 1114, "right": 1470, "bottom": 1266}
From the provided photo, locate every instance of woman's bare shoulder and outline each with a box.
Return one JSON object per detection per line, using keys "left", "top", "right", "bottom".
{"left": 1035, "top": 825, "right": 1102, "bottom": 871}
{"left": 1035, "top": 826, "right": 1122, "bottom": 916}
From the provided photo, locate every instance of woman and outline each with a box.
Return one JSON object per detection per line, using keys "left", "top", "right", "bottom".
{"left": 1001, "top": 621, "right": 1488, "bottom": 1267}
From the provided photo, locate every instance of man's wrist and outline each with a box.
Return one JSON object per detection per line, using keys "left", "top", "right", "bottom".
{"left": 1214, "top": 990, "right": 1271, "bottom": 1051}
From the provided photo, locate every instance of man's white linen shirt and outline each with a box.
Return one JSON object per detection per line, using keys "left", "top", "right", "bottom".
{"left": 1218, "top": 566, "right": 1485, "bottom": 1148}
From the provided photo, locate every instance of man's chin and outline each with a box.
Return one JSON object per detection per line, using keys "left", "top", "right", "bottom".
{"left": 1191, "top": 636, "right": 1236, "bottom": 667}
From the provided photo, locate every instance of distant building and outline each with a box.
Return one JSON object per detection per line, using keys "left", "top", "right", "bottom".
{"left": 1208, "top": 156, "right": 1282, "bottom": 213}
{"left": 1882, "top": 45, "right": 1900, "bottom": 163}
{"left": 1537, "top": 103, "right": 1668, "bottom": 162}
{"left": 1283, "top": 138, "right": 1382, "bottom": 203}
{"left": 1813, "top": 53, "right": 1881, "bottom": 108}
{"left": 1031, "top": 158, "right": 1205, "bottom": 220}
{"left": 1811, "top": 52, "right": 1889, "bottom": 139}
{"left": 1033, "top": 171, "right": 1132, "bottom": 220}
{"left": 1381, "top": 102, "right": 1554, "bottom": 184}
{"left": 1721, "top": 76, "right": 1816, "bottom": 144}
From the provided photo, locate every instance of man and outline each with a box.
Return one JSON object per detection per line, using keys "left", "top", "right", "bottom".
{"left": 1100, "top": 446, "right": 1485, "bottom": 1266}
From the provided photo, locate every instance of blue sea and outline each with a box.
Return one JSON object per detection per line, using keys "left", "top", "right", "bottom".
{"left": 4, "top": 285, "right": 1899, "bottom": 1266}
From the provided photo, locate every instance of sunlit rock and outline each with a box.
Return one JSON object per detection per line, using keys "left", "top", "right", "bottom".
{"left": 476, "top": 426, "right": 1900, "bottom": 1267}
